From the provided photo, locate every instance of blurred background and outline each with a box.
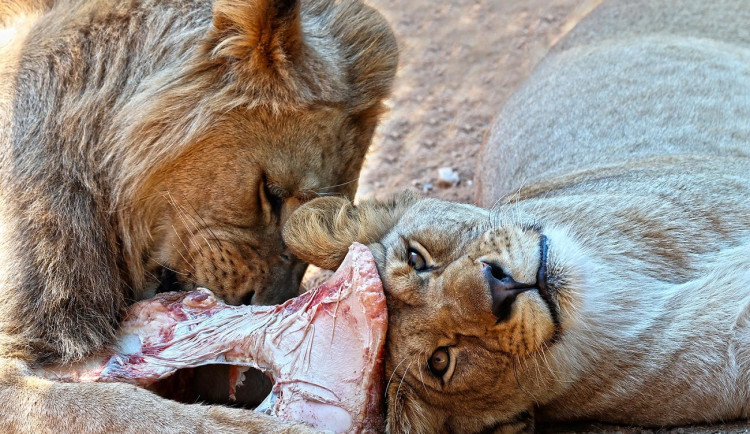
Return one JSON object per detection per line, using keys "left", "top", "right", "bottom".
{"left": 357, "top": 0, "right": 602, "bottom": 203}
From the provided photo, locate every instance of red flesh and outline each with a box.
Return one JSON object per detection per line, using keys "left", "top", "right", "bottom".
{"left": 41, "top": 243, "right": 387, "bottom": 433}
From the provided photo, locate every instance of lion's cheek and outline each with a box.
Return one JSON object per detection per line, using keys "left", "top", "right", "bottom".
{"left": 189, "top": 244, "right": 263, "bottom": 305}
{"left": 495, "top": 293, "right": 555, "bottom": 357}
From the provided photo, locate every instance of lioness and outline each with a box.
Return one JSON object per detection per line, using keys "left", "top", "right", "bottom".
{"left": 0, "top": 0, "right": 396, "bottom": 431}
{"left": 283, "top": 0, "right": 750, "bottom": 432}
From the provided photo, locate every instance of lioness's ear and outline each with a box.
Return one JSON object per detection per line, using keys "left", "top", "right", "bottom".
{"left": 283, "top": 191, "right": 420, "bottom": 270}
{"left": 283, "top": 197, "right": 357, "bottom": 270}
{"left": 211, "top": 0, "right": 303, "bottom": 76}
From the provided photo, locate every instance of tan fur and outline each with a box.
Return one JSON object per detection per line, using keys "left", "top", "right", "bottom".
{"left": 0, "top": 0, "right": 396, "bottom": 431}
{"left": 284, "top": 0, "right": 750, "bottom": 432}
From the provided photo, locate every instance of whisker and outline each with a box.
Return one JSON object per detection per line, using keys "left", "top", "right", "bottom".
{"left": 512, "top": 356, "right": 538, "bottom": 404}
{"left": 178, "top": 192, "right": 223, "bottom": 251}
{"left": 313, "top": 177, "right": 360, "bottom": 192}
{"left": 313, "top": 191, "right": 346, "bottom": 198}
{"left": 165, "top": 192, "right": 203, "bottom": 250}
{"left": 395, "top": 358, "right": 416, "bottom": 417}
{"left": 538, "top": 343, "right": 554, "bottom": 376}
{"left": 489, "top": 178, "right": 534, "bottom": 229}
{"left": 385, "top": 356, "right": 409, "bottom": 400}
{"left": 173, "top": 199, "right": 203, "bottom": 236}
{"left": 151, "top": 258, "right": 189, "bottom": 277}
{"left": 165, "top": 193, "right": 226, "bottom": 283}
{"left": 182, "top": 203, "right": 217, "bottom": 252}
{"left": 176, "top": 202, "right": 217, "bottom": 256}
{"left": 144, "top": 269, "right": 160, "bottom": 282}
{"left": 109, "top": 190, "right": 169, "bottom": 214}
{"left": 171, "top": 238, "right": 196, "bottom": 271}
{"left": 417, "top": 351, "right": 429, "bottom": 394}
{"left": 149, "top": 257, "right": 206, "bottom": 296}
{"left": 166, "top": 211, "right": 198, "bottom": 263}
{"left": 112, "top": 190, "right": 219, "bottom": 255}
{"left": 161, "top": 192, "right": 225, "bottom": 284}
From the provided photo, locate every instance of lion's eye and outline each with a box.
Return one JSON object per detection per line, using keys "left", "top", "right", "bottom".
{"left": 259, "top": 174, "right": 284, "bottom": 222}
{"left": 428, "top": 347, "right": 450, "bottom": 377}
{"left": 407, "top": 248, "right": 427, "bottom": 271}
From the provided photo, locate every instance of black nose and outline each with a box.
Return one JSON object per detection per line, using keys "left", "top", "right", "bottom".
{"left": 480, "top": 261, "right": 534, "bottom": 322}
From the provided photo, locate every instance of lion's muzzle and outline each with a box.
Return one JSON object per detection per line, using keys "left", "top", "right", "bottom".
{"left": 482, "top": 235, "right": 550, "bottom": 322}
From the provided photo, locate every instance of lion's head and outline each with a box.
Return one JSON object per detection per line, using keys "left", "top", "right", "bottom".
{"left": 0, "top": 0, "right": 397, "bottom": 363}
{"left": 106, "top": 0, "right": 399, "bottom": 306}
{"left": 283, "top": 192, "right": 587, "bottom": 433}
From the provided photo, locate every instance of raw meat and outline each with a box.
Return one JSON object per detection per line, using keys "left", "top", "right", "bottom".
{"left": 40, "top": 243, "right": 387, "bottom": 433}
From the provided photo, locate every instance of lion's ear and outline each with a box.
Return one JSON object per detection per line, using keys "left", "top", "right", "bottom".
{"left": 283, "top": 197, "right": 358, "bottom": 270}
{"left": 207, "top": 0, "right": 397, "bottom": 111}
{"left": 324, "top": 1, "right": 398, "bottom": 112}
{"left": 283, "top": 191, "right": 420, "bottom": 270}
{"left": 210, "top": 0, "right": 303, "bottom": 77}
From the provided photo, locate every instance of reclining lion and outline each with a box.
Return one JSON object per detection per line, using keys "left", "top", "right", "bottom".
{"left": 0, "top": 0, "right": 396, "bottom": 431}
{"left": 284, "top": 0, "right": 750, "bottom": 431}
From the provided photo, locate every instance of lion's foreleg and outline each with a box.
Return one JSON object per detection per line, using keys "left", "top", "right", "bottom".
{"left": 0, "top": 358, "right": 318, "bottom": 433}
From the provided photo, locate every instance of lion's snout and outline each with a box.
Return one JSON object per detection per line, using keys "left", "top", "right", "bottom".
{"left": 480, "top": 260, "right": 534, "bottom": 322}
{"left": 478, "top": 234, "right": 552, "bottom": 323}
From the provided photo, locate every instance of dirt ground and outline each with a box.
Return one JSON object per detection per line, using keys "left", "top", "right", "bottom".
{"left": 358, "top": 0, "right": 602, "bottom": 204}
{"left": 354, "top": 0, "right": 750, "bottom": 432}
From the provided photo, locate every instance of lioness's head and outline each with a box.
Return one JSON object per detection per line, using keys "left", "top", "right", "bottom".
{"left": 283, "top": 193, "right": 586, "bottom": 432}
{"left": 106, "top": 0, "right": 397, "bottom": 305}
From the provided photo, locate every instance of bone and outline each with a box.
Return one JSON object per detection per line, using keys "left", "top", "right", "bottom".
{"left": 39, "top": 243, "right": 387, "bottom": 433}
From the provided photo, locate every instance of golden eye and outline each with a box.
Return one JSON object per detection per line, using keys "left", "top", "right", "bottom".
{"left": 407, "top": 248, "right": 427, "bottom": 271}
{"left": 428, "top": 347, "right": 450, "bottom": 376}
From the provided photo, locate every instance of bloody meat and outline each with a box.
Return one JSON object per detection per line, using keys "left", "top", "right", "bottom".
{"left": 40, "top": 243, "right": 387, "bottom": 433}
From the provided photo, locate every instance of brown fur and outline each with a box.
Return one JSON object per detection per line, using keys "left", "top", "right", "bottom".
{"left": 285, "top": 164, "right": 750, "bottom": 433}
{"left": 0, "top": 0, "right": 396, "bottom": 431}
{"left": 284, "top": 0, "right": 750, "bottom": 432}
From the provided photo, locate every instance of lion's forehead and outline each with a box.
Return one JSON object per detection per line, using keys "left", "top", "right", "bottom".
{"left": 403, "top": 199, "right": 487, "bottom": 226}
{"left": 391, "top": 200, "right": 489, "bottom": 255}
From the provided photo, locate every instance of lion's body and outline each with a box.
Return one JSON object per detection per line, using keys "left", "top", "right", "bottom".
{"left": 490, "top": 156, "right": 750, "bottom": 425}
{"left": 472, "top": 0, "right": 750, "bottom": 425}
{"left": 477, "top": 0, "right": 750, "bottom": 202}
{"left": 284, "top": 0, "right": 750, "bottom": 432}
{"left": 0, "top": 0, "right": 396, "bottom": 431}
{"left": 1, "top": 0, "right": 216, "bottom": 365}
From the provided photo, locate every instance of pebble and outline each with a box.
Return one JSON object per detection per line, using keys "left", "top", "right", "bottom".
{"left": 437, "top": 167, "right": 460, "bottom": 187}
{"left": 422, "top": 183, "right": 434, "bottom": 193}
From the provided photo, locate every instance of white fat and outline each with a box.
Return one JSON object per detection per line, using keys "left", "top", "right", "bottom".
{"left": 285, "top": 402, "right": 352, "bottom": 433}
{"left": 255, "top": 392, "right": 278, "bottom": 415}
{"left": 116, "top": 334, "right": 142, "bottom": 355}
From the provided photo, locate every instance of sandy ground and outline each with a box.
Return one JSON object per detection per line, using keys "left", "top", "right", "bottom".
{"left": 358, "top": 0, "right": 602, "bottom": 204}
{"left": 355, "top": 0, "right": 750, "bottom": 432}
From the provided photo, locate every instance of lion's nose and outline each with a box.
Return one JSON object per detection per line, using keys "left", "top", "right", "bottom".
{"left": 480, "top": 261, "right": 534, "bottom": 322}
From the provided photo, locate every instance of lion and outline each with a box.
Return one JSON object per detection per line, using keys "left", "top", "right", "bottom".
{"left": 283, "top": 0, "right": 750, "bottom": 432}
{"left": 0, "top": 0, "right": 396, "bottom": 431}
